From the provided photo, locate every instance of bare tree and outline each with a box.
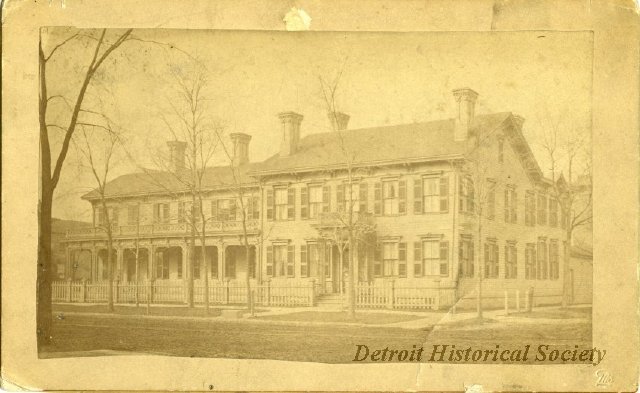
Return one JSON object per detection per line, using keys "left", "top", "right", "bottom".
{"left": 215, "top": 135, "right": 261, "bottom": 311}
{"left": 74, "top": 118, "right": 125, "bottom": 312}
{"left": 318, "top": 65, "right": 376, "bottom": 319}
{"left": 38, "top": 28, "right": 136, "bottom": 346}
{"left": 143, "top": 62, "right": 220, "bottom": 313}
{"left": 538, "top": 112, "right": 592, "bottom": 307}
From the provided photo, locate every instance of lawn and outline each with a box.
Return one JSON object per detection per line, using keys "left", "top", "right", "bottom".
{"left": 53, "top": 304, "right": 226, "bottom": 318}
{"left": 257, "top": 311, "right": 431, "bottom": 325}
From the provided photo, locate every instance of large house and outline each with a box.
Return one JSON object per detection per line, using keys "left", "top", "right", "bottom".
{"left": 63, "top": 88, "right": 573, "bottom": 308}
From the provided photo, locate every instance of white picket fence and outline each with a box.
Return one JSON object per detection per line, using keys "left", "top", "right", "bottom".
{"left": 354, "top": 282, "right": 456, "bottom": 310}
{"left": 52, "top": 280, "right": 315, "bottom": 307}
{"left": 52, "top": 280, "right": 456, "bottom": 310}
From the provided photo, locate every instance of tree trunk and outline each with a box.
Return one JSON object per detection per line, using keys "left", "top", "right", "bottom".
{"left": 562, "top": 226, "right": 572, "bottom": 307}
{"left": 476, "top": 221, "right": 483, "bottom": 320}
{"left": 347, "top": 233, "right": 356, "bottom": 319}
{"left": 202, "top": 232, "right": 209, "bottom": 314}
{"left": 107, "top": 233, "right": 115, "bottom": 312}
{"left": 36, "top": 189, "right": 53, "bottom": 349}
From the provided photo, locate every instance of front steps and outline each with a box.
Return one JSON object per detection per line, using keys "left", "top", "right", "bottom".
{"left": 315, "top": 293, "right": 345, "bottom": 309}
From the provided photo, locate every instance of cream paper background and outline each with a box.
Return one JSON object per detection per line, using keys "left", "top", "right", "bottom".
{"left": 1, "top": 0, "right": 638, "bottom": 391}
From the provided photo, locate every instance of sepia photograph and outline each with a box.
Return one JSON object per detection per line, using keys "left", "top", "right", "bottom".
{"left": 2, "top": 0, "right": 639, "bottom": 391}
{"left": 36, "top": 28, "right": 594, "bottom": 363}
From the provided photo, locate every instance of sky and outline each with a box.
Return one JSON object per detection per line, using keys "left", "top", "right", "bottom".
{"left": 43, "top": 29, "right": 593, "bottom": 221}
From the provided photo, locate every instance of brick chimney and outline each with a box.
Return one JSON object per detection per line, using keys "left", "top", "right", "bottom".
{"left": 230, "top": 132, "right": 252, "bottom": 166}
{"left": 166, "top": 140, "right": 186, "bottom": 172}
{"left": 328, "top": 111, "right": 350, "bottom": 131}
{"left": 278, "top": 111, "right": 303, "bottom": 156}
{"left": 452, "top": 88, "right": 479, "bottom": 141}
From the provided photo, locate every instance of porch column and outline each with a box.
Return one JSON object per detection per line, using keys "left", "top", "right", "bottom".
{"left": 218, "top": 244, "right": 225, "bottom": 281}
{"left": 66, "top": 247, "right": 72, "bottom": 280}
{"left": 364, "top": 248, "right": 370, "bottom": 282}
{"left": 116, "top": 246, "right": 124, "bottom": 281}
{"left": 180, "top": 242, "right": 188, "bottom": 281}
{"left": 150, "top": 244, "right": 156, "bottom": 280}
{"left": 91, "top": 246, "right": 98, "bottom": 281}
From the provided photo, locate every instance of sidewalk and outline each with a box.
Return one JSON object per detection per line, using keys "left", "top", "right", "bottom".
{"left": 52, "top": 303, "right": 590, "bottom": 331}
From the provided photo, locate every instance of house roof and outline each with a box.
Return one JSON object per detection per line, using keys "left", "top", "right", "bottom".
{"left": 84, "top": 111, "right": 548, "bottom": 200}
{"left": 82, "top": 163, "right": 259, "bottom": 201}
{"left": 250, "top": 112, "right": 528, "bottom": 176}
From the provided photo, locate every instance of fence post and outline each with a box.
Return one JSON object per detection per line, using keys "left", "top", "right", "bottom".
{"left": 114, "top": 280, "right": 119, "bottom": 304}
{"left": 386, "top": 280, "right": 395, "bottom": 310}
{"left": 149, "top": 279, "right": 154, "bottom": 304}
{"left": 67, "top": 279, "right": 73, "bottom": 303}
{"left": 309, "top": 279, "right": 316, "bottom": 307}
{"left": 82, "top": 279, "right": 87, "bottom": 303}
{"left": 504, "top": 290, "right": 509, "bottom": 315}
{"left": 225, "top": 279, "right": 230, "bottom": 305}
{"left": 516, "top": 289, "right": 521, "bottom": 312}
{"left": 266, "top": 280, "right": 271, "bottom": 306}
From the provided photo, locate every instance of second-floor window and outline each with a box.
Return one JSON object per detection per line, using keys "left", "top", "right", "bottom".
{"left": 504, "top": 187, "right": 517, "bottom": 223}
{"left": 337, "top": 183, "right": 361, "bottom": 213}
{"left": 459, "top": 177, "right": 475, "bottom": 214}
{"left": 153, "top": 203, "right": 170, "bottom": 224}
{"left": 383, "top": 181, "right": 399, "bottom": 215}
{"left": 525, "top": 191, "right": 536, "bottom": 226}
{"left": 96, "top": 207, "right": 118, "bottom": 227}
{"left": 537, "top": 193, "right": 547, "bottom": 225}
{"left": 213, "top": 199, "right": 236, "bottom": 221}
{"left": 127, "top": 205, "right": 139, "bottom": 225}
{"left": 267, "top": 187, "right": 295, "bottom": 221}
{"left": 415, "top": 176, "right": 448, "bottom": 214}
{"left": 487, "top": 181, "right": 496, "bottom": 220}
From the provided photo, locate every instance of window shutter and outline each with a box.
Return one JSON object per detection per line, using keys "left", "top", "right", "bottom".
{"left": 300, "top": 244, "right": 308, "bottom": 277}
{"left": 413, "top": 178, "right": 423, "bottom": 214}
{"left": 358, "top": 182, "right": 368, "bottom": 213}
{"left": 287, "top": 244, "right": 295, "bottom": 277}
{"left": 287, "top": 188, "right": 296, "bottom": 220}
{"left": 373, "top": 243, "right": 382, "bottom": 277}
{"left": 398, "top": 242, "right": 407, "bottom": 277}
{"left": 336, "top": 184, "right": 345, "bottom": 212}
{"left": 266, "top": 188, "right": 274, "bottom": 221}
{"left": 322, "top": 185, "right": 331, "bottom": 213}
{"left": 300, "top": 186, "right": 309, "bottom": 219}
{"left": 266, "top": 246, "right": 274, "bottom": 277}
{"left": 211, "top": 200, "right": 217, "bottom": 221}
{"left": 413, "top": 242, "right": 422, "bottom": 277}
{"left": 374, "top": 181, "right": 382, "bottom": 215}
{"left": 153, "top": 204, "right": 159, "bottom": 222}
{"left": 398, "top": 180, "right": 407, "bottom": 214}
{"left": 439, "top": 176, "right": 449, "bottom": 212}
{"left": 112, "top": 207, "right": 119, "bottom": 226}
{"left": 440, "top": 241, "right": 449, "bottom": 276}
